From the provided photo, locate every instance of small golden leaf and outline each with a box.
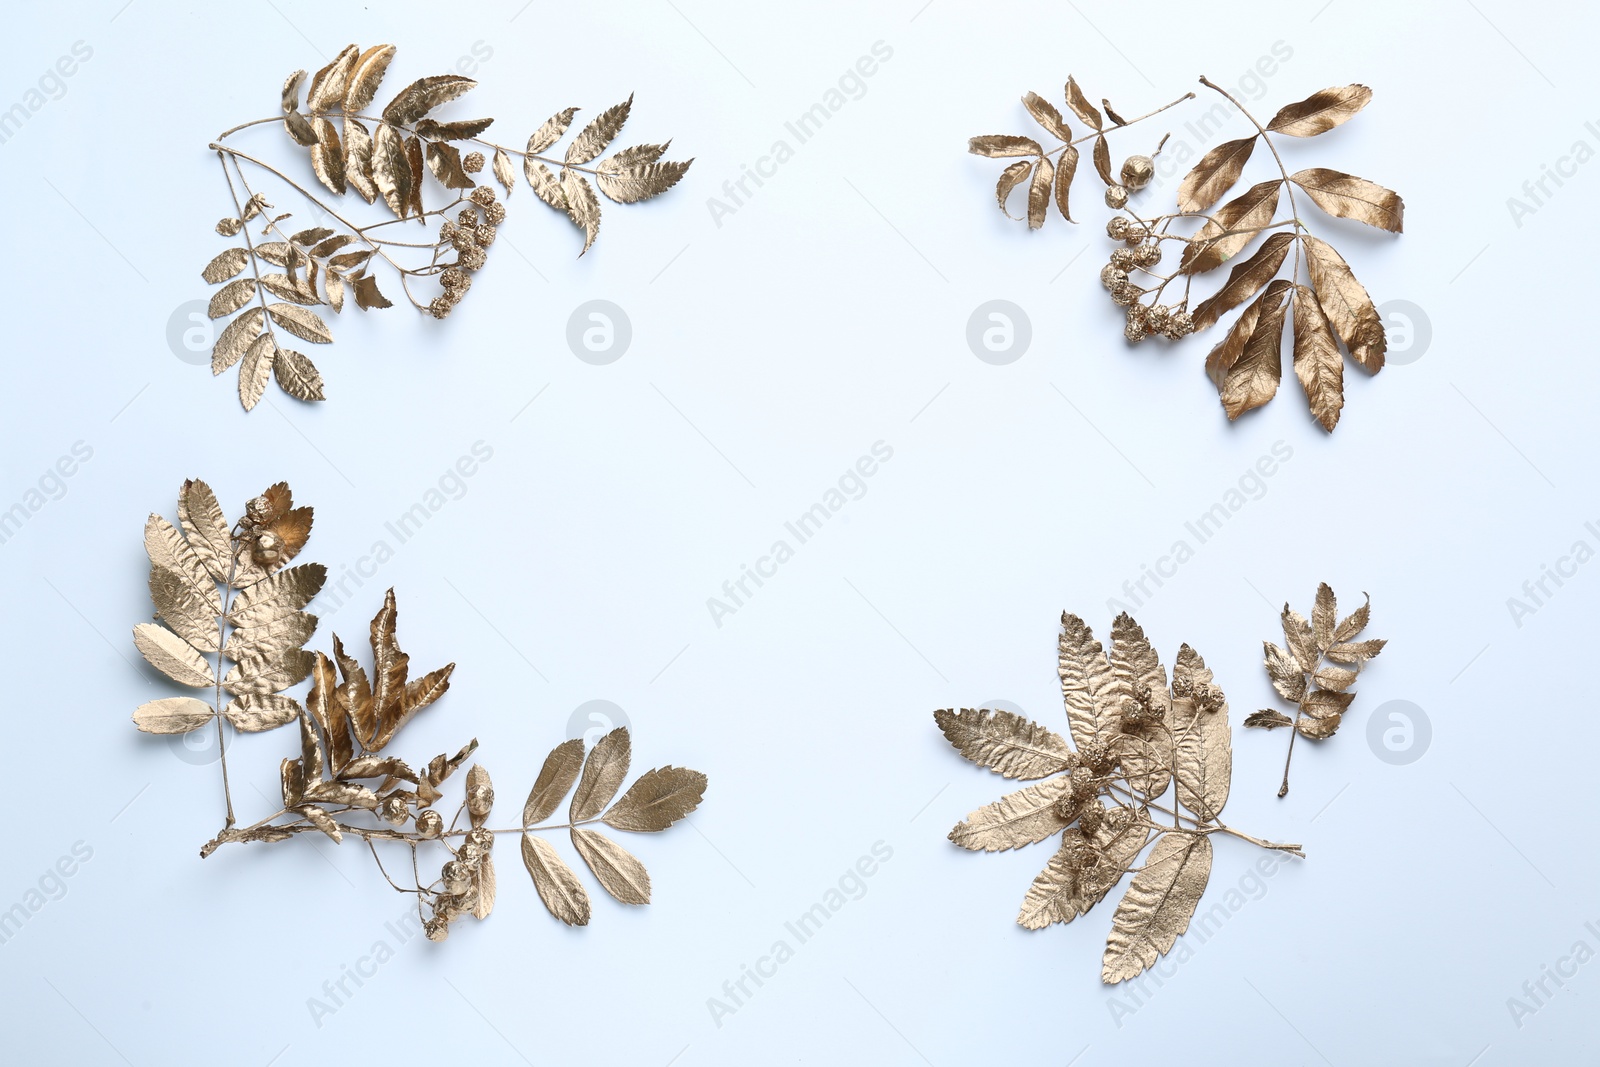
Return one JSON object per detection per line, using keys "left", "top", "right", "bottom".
{"left": 307, "top": 45, "right": 358, "bottom": 114}
{"left": 1302, "top": 235, "right": 1386, "bottom": 371}
{"left": 492, "top": 147, "right": 514, "bottom": 195}
{"left": 472, "top": 855, "right": 497, "bottom": 920}
{"left": 1092, "top": 134, "right": 1111, "bottom": 184}
{"left": 310, "top": 118, "right": 346, "bottom": 195}
{"left": 527, "top": 107, "right": 579, "bottom": 153}
{"left": 227, "top": 563, "right": 327, "bottom": 628}
{"left": 1176, "top": 135, "right": 1255, "bottom": 214}
{"left": 968, "top": 134, "right": 1042, "bottom": 158}
{"left": 594, "top": 159, "right": 692, "bottom": 204}
{"left": 1282, "top": 606, "right": 1318, "bottom": 672}
{"left": 133, "top": 622, "right": 215, "bottom": 688}
{"left": 133, "top": 697, "right": 214, "bottom": 734}
{"left": 1206, "top": 279, "right": 1290, "bottom": 421}
{"left": 298, "top": 805, "right": 343, "bottom": 843}
{"left": 415, "top": 117, "right": 495, "bottom": 140}
{"left": 521, "top": 834, "right": 591, "bottom": 926}
{"left": 281, "top": 69, "right": 304, "bottom": 114}
{"left": 372, "top": 123, "right": 411, "bottom": 219}
{"left": 1054, "top": 145, "right": 1078, "bottom": 221}
{"left": 212, "top": 308, "right": 264, "bottom": 374}
{"left": 225, "top": 611, "right": 316, "bottom": 664}
{"left": 332, "top": 634, "right": 375, "bottom": 747}
{"left": 1022, "top": 91, "right": 1071, "bottom": 140}
{"left": 1327, "top": 638, "right": 1386, "bottom": 664}
{"left": 1313, "top": 582, "right": 1337, "bottom": 650}
{"left": 343, "top": 119, "right": 377, "bottom": 203}
{"left": 560, "top": 172, "right": 602, "bottom": 256}
{"left": 1102, "top": 833, "right": 1212, "bottom": 984}
{"left": 343, "top": 45, "right": 396, "bottom": 114}
{"left": 149, "top": 565, "right": 221, "bottom": 653}
{"left": 143, "top": 513, "right": 213, "bottom": 600}
{"left": 267, "top": 304, "right": 333, "bottom": 344}
{"left": 404, "top": 135, "right": 425, "bottom": 219}
{"left": 1063, "top": 76, "right": 1101, "bottom": 130}
{"left": 208, "top": 278, "right": 256, "bottom": 319}
{"left": 425, "top": 141, "right": 474, "bottom": 189}
{"left": 571, "top": 828, "right": 651, "bottom": 905}
{"left": 1267, "top": 84, "right": 1372, "bottom": 137}
{"left": 1334, "top": 595, "right": 1371, "bottom": 642}
{"left": 381, "top": 74, "right": 477, "bottom": 127}
{"left": 1027, "top": 153, "right": 1054, "bottom": 230}
{"left": 224, "top": 693, "right": 302, "bottom": 732}
{"left": 1171, "top": 645, "right": 1229, "bottom": 822}
{"left": 524, "top": 739, "right": 586, "bottom": 825}
{"left": 1058, "top": 613, "right": 1121, "bottom": 751}
{"left": 524, "top": 157, "right": 566, "bottom": 211}
{"left": 351, "top": 274, "right": 392, "bottom": 310}
{"left": 1292, "top": 283, "right": 1344, "bottom": 431}
{"left": 202, "top": 248, "right": 249, "bottom": 284}
{"left": 601, "top": 766, "right": 707, "bottom": 832}
{"left": 934, "top": 707, "right": 1073, "bottom": 780}
{"left": 178, "top": 479, "right": 231, "bottom": 583}
{"left": 272, "top": 348, "right": 325, "bottom": 401}
{"left": 1263, "top": 642, "right": 1306, "bottom": 702}
{"left": 948, "top": 777, "right": 1072, "bottom": 852}
{"left": 1290, "top": 167, "right": 1404, "bottom": 233}
{"left": 1244, "top": 709, "right": 1293, "bottom": 730}
{"left": 224, "top": 648, "right": 315, "bottom": 697}
{"left": 1181, "top": 180, "right": 1281, "bottom": 274}
{"left": 571, "top": 727, "right": 631, "bottom": 822}
{"left": 238, "top": 334, "right": 274, "bottom": 411}
{"left": 565, "top": 95, "right": 632, "bottom": 165}
{"left": 994, "top": 159, "right": 1031, "bottom": 218}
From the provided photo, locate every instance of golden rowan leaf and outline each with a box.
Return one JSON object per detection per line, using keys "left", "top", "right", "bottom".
{"left": 1292, "top": 283, "right": 1344, "bottom": 431}
{"left": 527, "top": 107, "right": 579, "bottom": 153}
{"left": 1054, "top": 145, "right": 1079, "bottom": 221}
{"left": 1295, "top": 713, "right": 1340, "bottom": 740}
{"left": 372, "top": 122, "right": 411, "bottom": 219}
{"left": 1267, "top": 84, "right": 1372, "bottom": 137}
{"left": 1058, "top": 613, "right": 1122, "bottom": 750}
{"left": 404, "top": 135, "right": 425, "bottom": 220}
{"left": 208, "top": 278, "right": 256, "bottom": 319}
{"left": 1172, "top": 645, "right": 1229, "bottom": 822}
{"left": 332, "top": 634, "right": 375, "bottom": 747}
{"left": 1023, "top": 91, "right": 1071, "bottom": 140}
{"left": 178, "top": 479, "right": 231, "bottom": 583}
{"left": 524, "top": 739, "right": 586, "bottom": 825}
{"left": 225, "top": 610, "right": 316, "bottom": 664}
{"left": 1291, "top": 168, "right": 1404, "bottom": 233}
{"left": 415, "top": 117, "right": 495, "bottom": 140}
{"left": 224, "top": 649, "right": 315, "bottom": 697}
{"left": 298, "top": 805, "right": 342, "bottom": 843}
{"left": 949, "top": 777, "right": 1072, "bottom": 852}
{"left": 1327, "top": 638, "right": 1386, "bottom": 664}
{"left": 1017, "top": 810, "right": 1147, "bottom": 929}
{"left": 969, "top": 134, "right": 1042, "bottom": 158}
{"left": 227, "top": 563, "right": 327, "bottom": 628}
{"left": 1303, "top": 235, "right": 1386, "bottom": 371}
{"left": 343, "top": 119, "right": 377, "bottom": 203}
{"left": 1176, "top": 135, "right": 1255, "bottom": 214}
{"left": 133, "top": 623, "right": 215, "bottom": 688}
{"left": 281, "top": 69, "right": 304, "bottom": 114}
{"left": 571, "top": 828, "right": 651, "bottom": 905}
{"left": 1092, "top": 134, "right": 1111, "bottom": 185}
{"left": 560, "top": 172, "right": 602, "bottom": 256}
{"left": 1263, "top": 642, "right": 1305, "bottom": 702}
{"left": 522, "top": 834, "right": 591, "bottom": 926}
{"left": 351, "top": 274, "right": 391, "bottom": 310}
{"left": 273, "top": 349, "right": 325, "bottom": 401}
{"left": 1109, "top": 614, "right": 1172, "bottom": 799}
{"left": 601, "top": 766, "right": 707, "bottom": 832}
{"left": 1314, "top": 665, "right": 1358, "bottom": 692}
{"left": 381, "top": 74, "right": 477, "bottom": 127}
{"left": 224, "top": 693, "right": 302, "bottom": 732}
{"left": 1027, "top": 153, "right": 1054, "bottom": 230}
{"left": 307, "top": 45, "right": 357, "bottom": 114}
{"left": 566, "top": 95, "right": 632, "bottom": 165}
{"left": 934, "top": 708, "right": 1073, "bottom": 779}
{"left": 202, "top": 248, "right": 248, "bottom": 284}
{"left": 595, "top": 159, "right": 692, "bottom": 203}
{"left": 425, "top": 141, "right": 474, "bottom": 189}
{"left": 492, "top": 147, "right": 514, "bottom": 195}
{"left": 1190, "top": 231, "right": 1292, "bottom": 332}
{"left": 267, "top": 304, "right": 332, "bottom": 344}
{"left": 144, "top": 514, "right": 213, "bottom": 601}
{"left": 524, "top": 157, "right": 566, "bottom": 211}
{"left": 1312, "top": 582, "right": 1337, "bottom": 649}
{"left": 571, "top": 727, "right": 631, "bottom": 821}
{"left": 237, "top": 335, "right": 275, "bottom": 411}
{"left": 343, "top": 45, "right": 396, "bottom": 114}
{"left": 472, "top": 855, "right": 497, "bottom": 919}
{"left": 1206, "top": 279, "right": 1290, "bottom": 420}
{"left": 212, "top": 308, "right": 264, "bottom": 374}
{"left": 1334, "top": 595, "right": 1371, "bottom": 642}
{"left": 134, "top": 697, "right": 214, "bottom": 734}
{"left": 995, "top": 159, "right": 1031, "bottom": 218}
{"left": 1181, "top": 180, "right": 1280, "bottom": 274}
{"left": 1244, "top": 709, "right": 1293, "bottom": 730}
{"left": 149, "top": 566, "right": 221, "bottom": 653}
{"left": 1102, "top": 833, "right": 1211, "bottom": 984}
{"left": 310, "top": 118, "right": 346, "bottom": 195}
{"left": 1063, "top": 76, "right": 1101, "bottom": 130}
{"left": 1282, "top": 606, "right": 1318, "bottom": 672}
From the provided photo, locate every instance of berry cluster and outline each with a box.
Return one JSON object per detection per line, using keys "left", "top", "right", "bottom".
{"left": 428, "top": 185, "right": 505, "bottom": 319}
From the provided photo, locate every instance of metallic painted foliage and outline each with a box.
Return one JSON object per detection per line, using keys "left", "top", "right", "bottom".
{"left": 970, "top": 74, "right": 1402, "bottom": 431}
{"left": 204, "top": 43, "right": 691, "bottom": 410}
{"left": 1248, "top": 583, "right": 1386, "bottom": 796}
{"left": 936, "top": 612, "right": 1303, "bottom": 984}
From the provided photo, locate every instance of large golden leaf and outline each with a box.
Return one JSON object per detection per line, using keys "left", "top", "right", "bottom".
{"left": 1101, "top": 832, "right": 1212, "bottom": 984}
{"left": 310, "top": 118, "right": 345, "bottom": 195}
{"left": 202, "top": 248, "right": 248, "bottom": 285}
{"left": 521, "top": 834, "right": 591, "bottom": 926}
{"left": 565, "top": 95, "right": 632, "bottom": 165}
{"left": 527, "top": 107, "right": 578, "bottom": 153}
{"left": 381, "top": 74, "right": 476, "bottom": 127}
{"left": 177, "top": 479, "right": 232, "bottom": 583}
{"left": 1063, "top": 76, "right": 1101, "bottom": 130}
{"left": 212, "top": 308, "right": 263, "bottom": 374}
{"left": 148, "top": 566, "right": 221, "bottom": 653}
{"left": 223, "top": 648, "right": 315, "bottom": 697}
{"left": 1022, "top": 91, "right": 1071, "bottom": 140}
{"left": 227, "top": 563, "right": 327, "bottom": 628}
{"left": 1302, "top": 235, "right": 1385, "bottom": 371}
{"left": 133, "top": 697, "right": 214, "bottom": 734}
{"left": 934, "top": 707, "right": 1073, "bottom": 780}
{"left": 601, "top": 766, "right": 706, "bottom": 831}
{"left": 571, "top": 727, "right": 631, "bottom": 821}
{"left": 561, "top": 172, "right": 601, "bottom": 256}
{"left": 372, "top": 123, "right": 411, "bottom": 219}
{"left": 1292, "top": 283, "right": 1344, "bottom": 431}
{"left": 524, "top": 738, "right": 586, "bottom": 825}
{"left": 1190, "top": 231, "right": 1292, "bottom": 332}
{"left": 1026, "top": 153, "right": 1053, "bottom": 229}
{"left": 307, "top": 44, "right": 358, "bottom": 114}
{"left": 1054, "top": 145, "right": 1079, "bottom": 221}
{"left": 595, "top": 160, "right": 692, "bottom": 204}
{"left": 969, "top": 135, "right": 1041, "bottom": 158}
{"left": 1180, "top": 180, "right": 1280, "bottom": 274}
{"left": 948, "top": 777, "right": 1072, "bottom": 852}
{"left": 133, "top": 623, "right": 215, "bottom": 688}
{"left": 343, "top": 119, "right": 377, "bottom": 203}
{"left": 274, "top": 349, "right": 326, "bottom": 401}
{"left": 343, "top": 45, "right": 396, "bottom": 114}
{"left": 1176, "top": 136, "right": 1255, "bottom": 214}
{"left": 994, "top": 159, "right": 1031, "bottom": 217}
{"left": 1291, "top": 168, "right": 1403, "bottom": 232}
{"left": 208, "top": 278, "right": 256, "bottom": 319}
{"left": 1263, "top": 642, "right": 1305, "bottom": 702}
{"left": 224, "top": 692, "right": 301, "bottom": 732}
{"left": 1266, "top": 84, "right": 1372, "bottom": 137}
{"left": 144, "top": 514, "right": 213, "bottom": 602}
{"left": 571, "top": 828, "right": 651, "bottom": 905}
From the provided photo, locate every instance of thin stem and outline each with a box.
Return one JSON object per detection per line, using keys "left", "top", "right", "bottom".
{"left": 1197, "top": 75, "right": 1303, "bottom": 280}
{"left": 1045, "top": 91, "right": 1197, "bottom": 157}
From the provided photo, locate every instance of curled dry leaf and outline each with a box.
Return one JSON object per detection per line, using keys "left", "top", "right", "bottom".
{"left": 204, "top": 45, "right": 690, "bottom": 410}
{"left": 1247, "top": 583, "right": 1387, "bottom": 796}
{"left": 936, "top": 612, "right": 1302, "bottom": 983}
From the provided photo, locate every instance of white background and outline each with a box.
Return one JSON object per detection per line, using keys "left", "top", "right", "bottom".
{"left": 2, "top": 1, "right": 1596, "bottom": 1064}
